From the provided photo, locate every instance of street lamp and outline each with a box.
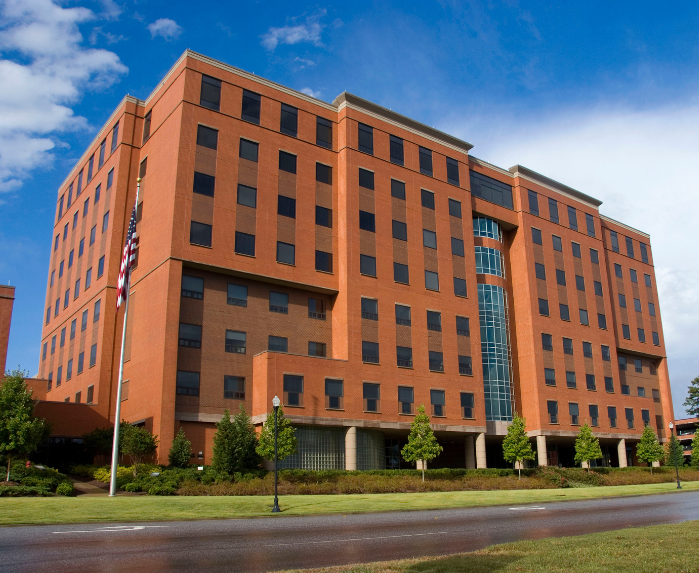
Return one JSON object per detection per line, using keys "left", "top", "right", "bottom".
{"left": 669, "top": 422, "right": 682, "bottom": 490}
{"left": 272, "top": 395, "right": 281, "bottom": 513}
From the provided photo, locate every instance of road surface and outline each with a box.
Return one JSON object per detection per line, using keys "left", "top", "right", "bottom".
{"left": 1, "top": 490, "right": 698, "bottom": 572}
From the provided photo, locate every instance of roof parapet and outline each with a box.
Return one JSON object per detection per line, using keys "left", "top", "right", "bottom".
{"left": 509, "top": 164, "right": 603, "bottom": 208}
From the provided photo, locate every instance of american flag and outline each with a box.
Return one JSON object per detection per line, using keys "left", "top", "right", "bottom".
{"left": 116, "top": 201, "right": 139, "bottom": 310}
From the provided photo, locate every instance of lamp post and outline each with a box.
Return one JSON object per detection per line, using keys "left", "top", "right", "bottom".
{"left": 272, "top": 395, "right": 281, "bottom": 513}
{"left": 669, "top": 422, "right": 682, "bottom": 490}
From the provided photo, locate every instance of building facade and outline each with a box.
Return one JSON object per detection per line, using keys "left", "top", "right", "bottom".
{"left": 1, "top": 284, "right": 15, "bottom": 375}
{"left": 675, "top": 417, "right": 697, "bottom": 462}
{"left": 37, "top": 50, "right": 675, "bottom": 469}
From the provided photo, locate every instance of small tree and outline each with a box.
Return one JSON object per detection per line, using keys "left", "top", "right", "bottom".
{"left": 665, "top": 433, "right": 685, "bottom": 468}
{"left": 168, "top": 427, "right": 192, "bottom": 468}
{"left": 690, "top": 432, "right": 699, "bottom": 469}
{"left": 574, "top": 423, "right": 603, "bottom": 472}
{"left": 256, "top": 406, "right": 297, "bottom": 462}
{"left": 212, "top": 406, "right": 260, "bottom": 474}
{"left": 119, "top": 422, "right": 158, "bottom": 475}
{"left": 0, "top": 371, "right": 48, "bottom": 481}
{"left": 232, "top": 404, "right": 260, "bottom": 472}
{"left": 401, "top": 404, "right": 443, "bottom": 481}
{"left": 502, "top": 413, "right": 535, "bottom": 479}
{"left": 683, "top": 376, "right": 699, "bottom": 418}
{"left": 83, "top": 427, "right": 113, "bottom": 461}
{"left": 636, "top": 426, "right": 664, "bottom": 474}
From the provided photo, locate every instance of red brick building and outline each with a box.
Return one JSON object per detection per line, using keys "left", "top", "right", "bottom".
{"left": 0, "top": 285, "right": 14, "bottom": 376}
{"left": 37, "top": 50, "right": 675, "bottom": 469}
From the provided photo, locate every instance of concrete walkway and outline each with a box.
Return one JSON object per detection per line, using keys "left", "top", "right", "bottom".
{"left": 71, "top": 479, "right": 109, "bottom": 497}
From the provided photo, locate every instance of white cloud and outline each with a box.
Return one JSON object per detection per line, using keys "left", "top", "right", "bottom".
{"left": 261, "top": 11, "right": 325, "bottom": 51}
{"left": 445, "top": 103, "right": 699, "bottom": 414}
{"left": 147, "top": 18, "right": 182, "bottom": 41}
{"left": 294, "top": 56, "right": 316, "bottom": 69}
{"left": 300, "top": 87, "right": 321, "bottom": 99}
{"left": 0, "top": 0, "right": 127, "bottom": 194}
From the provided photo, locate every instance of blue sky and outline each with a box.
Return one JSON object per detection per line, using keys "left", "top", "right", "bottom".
{"left": 1, "top": 0, "right": 698, "bottom": 416}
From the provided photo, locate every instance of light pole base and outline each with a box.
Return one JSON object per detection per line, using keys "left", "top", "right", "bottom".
{"left": 272, "top": 499, "right": 281, "bottom": 513}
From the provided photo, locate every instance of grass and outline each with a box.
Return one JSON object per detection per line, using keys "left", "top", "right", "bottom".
{"left": 0, "top": 480, "right": 698, "bottom": 526}
{"left": 281, "top": 520, "right": 699, "bottom": 573}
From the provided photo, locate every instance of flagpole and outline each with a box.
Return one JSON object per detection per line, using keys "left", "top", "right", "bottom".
{"left": 109, "top": 178, "right": 140, "bottom": 497}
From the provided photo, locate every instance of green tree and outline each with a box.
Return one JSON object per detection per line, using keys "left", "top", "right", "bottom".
{"left": 232, "top": 404, "right": 260, "bottom": 472}
{"left": 665, "top": 433, "right": 685, "bottom": 468}
{"left": 168, "top": 427, "right": 192, "bottom": 468}
{"left": 256, "top": 406, "right": 297, "bottom": 462}
{"left": 574, "top": 423, "right": 603, "bottom": 472}
{"left": 636, "top": 426, "right": 664, "bottom": 474}
{"left": 119, "top": 422, "right": 158, "bottom": 475}
{"left": 83, "top": 427, "right": 113, "bottom": 460}
{"left": 502, "top": 413, "right": 535, "bottom": 479}
{"left": 0, "top": 371, "right": 48, "bottom": 481}
{"left": 683, "top": 376, "right": 699, "bottom": 418}
{"left": 690, "top": 432, "right": 699, "bottom": 469}
{"left": 401, "top": 404, "right": 443, "bottom": 481}
{"left": 212, "top": 406, "right": 260, "bottom": 474}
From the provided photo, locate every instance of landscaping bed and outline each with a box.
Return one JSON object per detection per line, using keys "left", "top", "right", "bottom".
{"left": 0, "top": 462, "right": 74, "bottom": 497}
{"left": 70, "top": 464, "right": 699, "bottom": 496}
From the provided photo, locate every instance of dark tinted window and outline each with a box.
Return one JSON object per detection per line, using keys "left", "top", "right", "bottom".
{"left": 283, "top": 374, "right": 303, "bottom": 406}
{"left": 559, "top": 304, "right": 570, "bottom": 321}
{"left": 241, "top": 90, "right": 261, "bottom": 124}
{"left": 626, "top": 236, "right": 635, "bottom": 258}
{"left": 276, "top": 242, "right": 295, "bottom": 265}
{"left": 594, "top": 280, "right": 603, "bottom": 296}
{"left": 359, "top": 168, "right": 374, "bottom": 189}
{"left": 193, "top": 172, "right": 215, "bottom": 197}
{"left": 278, "top": 195, "right": 296, "bottom": 219}
{"left": 176, "top": 371, "right": 200, "bottom": 396}
{"left": 421, "top": 189, "right": 435, "bottom": 209}
{"left": 425, "top": 270, "right": 439, "bottom": 291}
{"left": 590, "top": 248, "right": 599, "bottom": 264}
{"left": 316, "top": 163, "right": 332, "bottom": 184}
{"left": 358, "top": 123, "right": 373, "bottom": 154}
{"left": 556, "top": 269, "right": 566, "bottom": 285}
{"left": 392, "top": 220, "right": 407, "bottom": 241}
{"left": 454, "top": 277, "right": 467, "bottom": 297}
{"left": 423, "top": 229, "right": 437, "bottom": 249}
{"left": 539, "top": 298, "right": 549, "bottom": 316}
{"left": 196, "top": 125, "right": 218, "bottom": 150}
{"left": 585, "top": 213, "right": 595, "bottom": 237}
{"left": 280, "top": 103, "right": 298, "bottom": 137}
{"left": 469, "top": 171, "right": 513, "bottom": 209}
{"left": 237, "top": 184, "right": 257, "bottom": 208}
{"left": 548, "top": 198, "right": 559, "bottom": 223}
{"left": 575, "top": 275, "right": 585, "bottom": 291}
{"left": 315, "top": 250, "right": 332, "bottom": 272}
{"left": 535, "top": 263, "right": 546, "bottom": 280}
{"left": 446, "top": 157, "right": 459, "bottom": 186}
{"left": 383, "top": 180, "right": 404, "bottom": 203}
{"left": 235, "top": 232, "right": 255, "bottom": 256}
{"left": 456, "top": 316, "right": 470, "bottom": 336}
{"left": 390, "top": 135, "right": 404, "bottom": 166}
{"left": 419, "top": 147, "right": 433, "bottom": 176}
{"left": 361, "top": 298, "right": 378, "bottom": 320}
{"left": 567, "top": 206, "right": 578, "bottom": 231}
{"left": 532, "top": 228, "right": 542, "bottom": 245}
{"left": 316, "top": 206, "right": 332, "bottom": 227}
{"left": 360, "top": 254, "right": 376, "bottom": 277}
{"left": 610, "top": 230, "right": 619, "bottom": 252}
{"left": 239, "top": 138, "right": 258, "bottom": 162}
{"left": 190, "top": 221, "right": 212, "bottom": 247}
{"left": 640, "top": 242, "right": 649, "bottom": 264}
{"left": 394, "top": 263, "right": 409, "bottom": 284}
{"left": 359, "top": 210, "right": 376, "bottom": 232}
{"left": 200, "top": 75, "right": 221, "bottom": 111}
{"left": 279, "top": 151, "right": 297, "bottom": 174}
{"left": 528, "top": 190, "right": 539, "bottom": 215}
{"left": 142, "top": 111, "right": 151, "bottom": 143}
{"left": 316, "top": 117, "right": 332, "bottom": 148}
{"left": 451, "top": 237, "right": 465, "bottom": 257}
{"left": 448, "top": 198, "right": 462, "bottom": 218}
{"left": 572, "top": 242, "right": 581, "bottom": 258}
{"left": 395, "top": 304, "right": 411, "bottom": 325}
{"left": 552, "top": 235, "right": 562, "bottom": 251}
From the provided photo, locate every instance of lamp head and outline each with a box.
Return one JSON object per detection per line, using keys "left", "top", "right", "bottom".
{"left": 669, "top": 422, "right": 674, "bottom": 430}
{"left": 272, "top": 395, "right": 281, "bottom": 408}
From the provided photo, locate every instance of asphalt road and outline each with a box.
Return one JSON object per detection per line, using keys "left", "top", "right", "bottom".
{"left": 2, "top": 491, "right": 698, "bottom": 573}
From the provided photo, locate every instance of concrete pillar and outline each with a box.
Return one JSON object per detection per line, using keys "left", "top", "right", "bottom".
{"left": 476, "top": 432, "right": 487, "bottom": 469}
{"left": 537, "top": 435, "right": 547, "bottom": 466}
{"left": 617, "top": 439, "right": 627, "bottom": 468}
{"left": 465, "top": 434, "right": 476, "bottom": 469}
{"left": 345, "top": 427, "right": 357, "bottom": 471}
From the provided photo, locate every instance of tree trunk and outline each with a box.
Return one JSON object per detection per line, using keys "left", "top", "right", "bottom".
{"left": 518, "top": 463, "right": 521, "bottom": 480}
{"left": 6, "top": 456, "right": 11, "bottom": 482}
{"left": 422, "top": 465, "right": 425, "bottom": 482}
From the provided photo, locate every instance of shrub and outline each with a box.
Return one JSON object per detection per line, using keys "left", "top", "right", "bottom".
{"left": 120, "top": 424, "right": 158, "bottom": 475}
{"left": 0, "top": 485, "right": 52, "bottom": 497}
{"left": 55, "top": 482, "right": 75, "bottom": 496}
{"left": 93, "top": 465, "right": 135, "bottom": 488}
{"left": 70, "top": 464, "right": 100, "bottom": 478}
{"left": 168, "top": 428, "right": 192, "bottom": 468}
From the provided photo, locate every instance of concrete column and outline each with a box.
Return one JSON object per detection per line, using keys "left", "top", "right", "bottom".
{"left": 476, "top": 432, "right": 487, "bottom": 469}
{"left": 537, "top": 435, "right": 547, "bottom": 466}
{"left": 617, "top": 439, "right": 627, "bottom": 468}
{"left": 465, "top": 434, "right": 476, "bottom": 469}
{"left": 345, "top": 427, "right": 357, "bottom": 471}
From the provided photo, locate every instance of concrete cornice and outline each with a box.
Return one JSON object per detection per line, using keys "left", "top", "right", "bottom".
{"left": 469, "top": 156, "right": 514, "bottom": 178}
{"left": 527, "top": 429, "right": 641, "bottom": 441}
{"left": 600, "top": 214, "right": 650, "bottom": 239}
{"left": 509, "top": 164, "right": 603, "bottom": 209}
{"left": 334, "top": 92, "right": 474, "bottom": 155}
{"left": 184, "top": 50, "right": 337, "bottom": 112}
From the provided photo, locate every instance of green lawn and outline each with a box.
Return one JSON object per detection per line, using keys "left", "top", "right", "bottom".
{"left": 1, "top": 480, "right": 697, "bottom": 526}
{"left": 282, "top": 520, "right": 699, "bottom": 573}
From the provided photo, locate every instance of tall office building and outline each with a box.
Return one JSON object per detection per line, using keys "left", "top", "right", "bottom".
{"left": 0, "top": 285, "right": 15, "bottom": 375}
{"left": 38, "top": 51, "right": 675, "bottom": 468}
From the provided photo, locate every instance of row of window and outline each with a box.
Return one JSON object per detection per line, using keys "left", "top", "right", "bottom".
{"left": 618, "top": 355, "right": 658, "bottom": 376}
{"left": 176, "top": 369, "right": 476, "bottom": 419}
{"left": 528, "top": 190, "right": 597, "bottom": 238}
{"left": 46, "top": 258, "right": 105, "bottom": 324}
{"left": 43, "top": 301, "right": 101, "bottom": 361}
{"left": 46, "top": 344, "right": 99, "bottom": 391}
{"left": 58, "top": 120, "right": 119, "bottom": 223}
{"left": 608, "top": 229, "right": 650, "bottom": 264}
{"left": 61, "top": 385, "right": 94, "bottom": 404}
{"left": 546, "top": 401, "right": 651, "bottom": 429}
{"left": 541, "top": 368, "right": 658, "bottom": 398}
{"left": 537, "top": 297, "right": 607, "bottom": 329}
{"left": 55, "top": 176, "right": 110, "bottom": 253}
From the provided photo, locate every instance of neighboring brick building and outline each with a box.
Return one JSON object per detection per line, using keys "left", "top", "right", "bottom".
{"left": 0, "top": 284, "right": 14, "bottom": 375}
{"left": 37, "top": 50, "right": 675, "bottom": 469}
{"left": 675, "top": 417, "right": 697, "bottom": 462}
